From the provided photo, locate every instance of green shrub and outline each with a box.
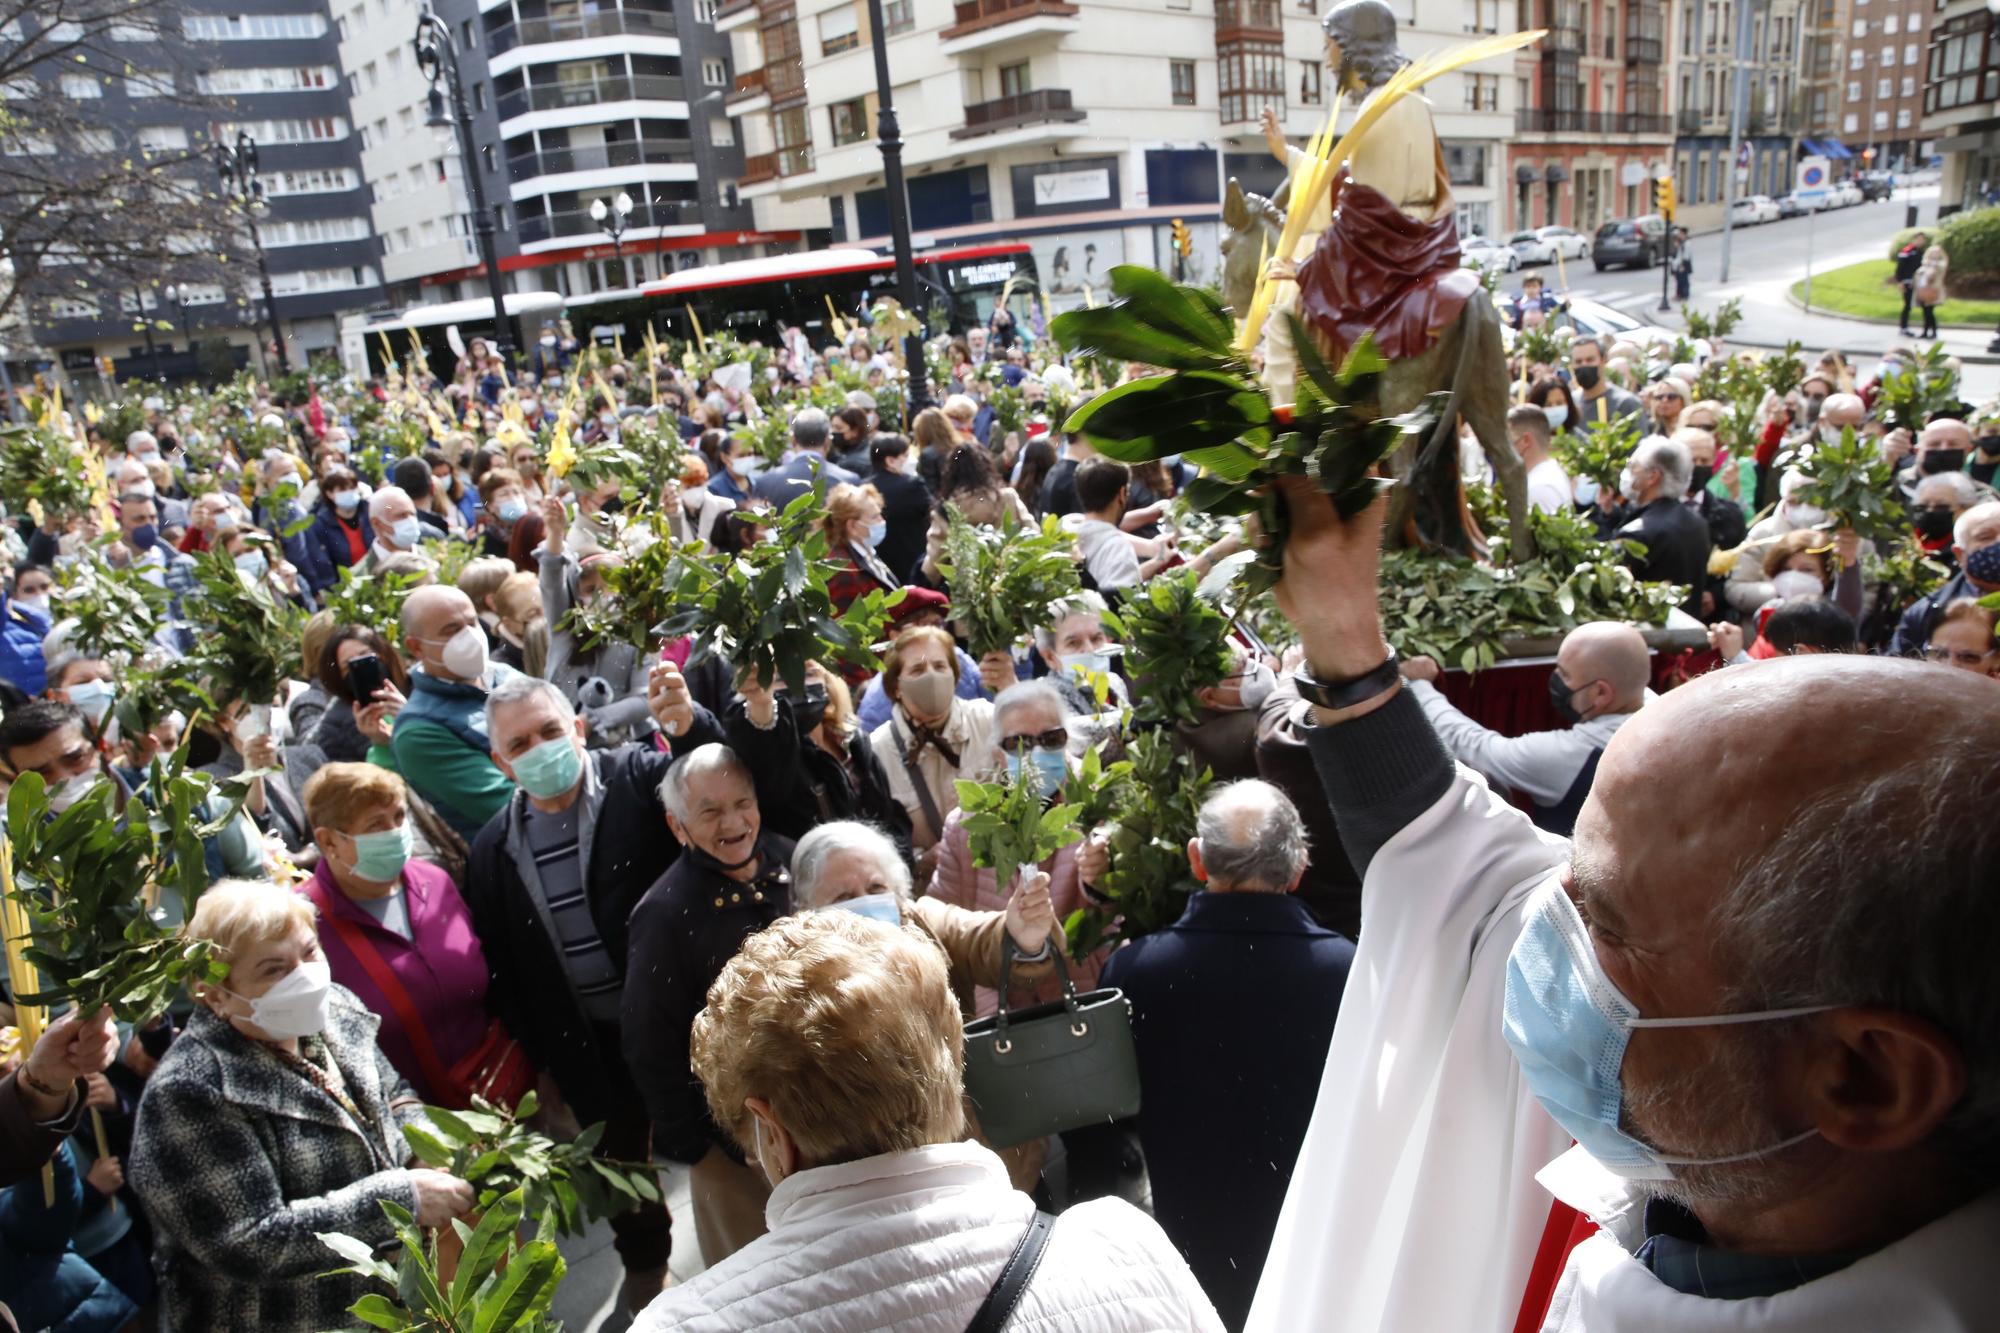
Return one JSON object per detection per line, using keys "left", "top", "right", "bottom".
{"left": 1886, "top": 226, "right": 1930, "bottom": 261}
{"left": 1940, "top": 207, "right": 2000, "bottom": 296}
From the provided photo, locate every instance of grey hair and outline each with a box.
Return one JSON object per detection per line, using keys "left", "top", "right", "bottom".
{"left": 992, "top": 679, "right": 1072, "bottom": 737}
{"left": 1195, "top": 780, "right": 1310, "bottom": 891}
{"left": 1712, "top": 743, "right": 2000, "bottom": 1176}
{"left": 482, "top": 673, "right": 576, "bottom": 740}
{"left": 1953, "top": 498, "right": 2000, "bottom": 550}
{"left": 791, "top": 820, "right": 912, "bottom": 907}
{"left": 657, "top": 742, "right": 751, "bottom": 822}
{"left": 791, "top": 407, "right": 830, "bottom": 451}
{"left": 1632, "top": 437, "right": 1692, "bottom": 497}
{"left": 1915, "top": 471, "right": 1979, "bottom": 510}
{"left": 1032, "top": 590, "right": 1110, "bottom": 655}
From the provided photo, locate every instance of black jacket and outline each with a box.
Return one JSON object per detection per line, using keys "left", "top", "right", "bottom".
{"left": 621, "top": 833, "right": 796, "bottom": 1163}
{"left": 868, "top": 465, "right": 932, "bottom": 581}
{"left": 1100, "top": 891, "right": 1354, "bottom": 1331}
{"left": 307, "top": 499, "right": 370, "bottom": 575}
{"left": 464, "top": 743, "right": 677, "bottom": 1123}
{"left": 1614, "top": 496, "right": 1712, "bottom": 617}
{"left": 1894, "top": 243, "right": 1925, "bottom": 284}
{"left": 720, "top": 697, "right": 915, "bottom": 865}
{"left": 1687, "top": 490, "right": 1747, "bottom": 553}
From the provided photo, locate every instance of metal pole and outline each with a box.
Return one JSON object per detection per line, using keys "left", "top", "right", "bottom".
{"left": 1802, "top": 196, "right": 1816, "bottom": 309}
{"left": 137, "top": 291, "right": 162, "bottom": 383}
{"left": 1718, "top": 0, "right": 1755, "bottom": 283}
{"left": 0, "top": 352, "right": 20, "bottom": 424}
{"left": 246, "top": 210, "right": 288, "bottom": 372}
{"left": 863, "top": 0, "right": 927, "bottom": 422}
{"left": 422, "top": 13, "right": 512, "bottom": 364}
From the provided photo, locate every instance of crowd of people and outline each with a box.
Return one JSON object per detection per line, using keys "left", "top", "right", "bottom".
{"left": 0, "top": 268, "right": 1994, "bottom": 1333}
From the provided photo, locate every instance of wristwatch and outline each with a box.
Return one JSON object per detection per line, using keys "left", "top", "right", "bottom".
{"left": 1292, "top": 649, "right": 1400, "bottom": 711}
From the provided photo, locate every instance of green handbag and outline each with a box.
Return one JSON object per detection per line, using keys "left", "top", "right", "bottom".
{"left": 961, "top": 936, "right": 1140, "bottom": 1150}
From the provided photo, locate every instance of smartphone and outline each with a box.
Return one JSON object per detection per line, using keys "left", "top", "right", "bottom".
{"left": 346, "top": 654, "right": 387, "bottom": 703}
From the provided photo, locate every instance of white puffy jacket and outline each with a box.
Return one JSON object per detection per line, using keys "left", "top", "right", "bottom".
{"left": 633, "top": 1141, "right": 1224, "bottom": 1332}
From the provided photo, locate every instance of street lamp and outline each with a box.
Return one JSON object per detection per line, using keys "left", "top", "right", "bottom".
{"left": 417, "top": 9, "right": 514, "bottom": 362}
{"left": 131, "top": 288, "right": 163, "bottom": 383}
{"left": 862, "top": 0, "right": 928, "bottom": 420}
{"left": 215, "top": 131, "right": 289, "bottom": 372}
{"left": 590, "top": 190, "right": 634, "bottom": 287}
{"left": 162, "top": 283, "right": 194, "bottom": 345}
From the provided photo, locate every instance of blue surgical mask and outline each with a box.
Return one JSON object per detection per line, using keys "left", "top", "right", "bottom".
{"left": 234, "top": 550, "right": 268, "bottom": 582}
{"left": 511, "top": 735, "right": 583, "bottom": 800}
{"left": 65, "top": 679, "right": 115, "bottom": 723}
{"left": 1501, "top": 883, "right": 1830, "bottom": 1182}
{"left": 828, "top": 892, "right": 902, "bottom": 926}
{"left": 865, "top": 519, "right": 887, "bottom": 547}
{"left": 130, "top": 522, "right": 159, "bottom": 552}
{"left": 345, "top": 821, "right": 412, "bottom": 883}
{"left": 497, "top": 497, "right": 528, "bottom": 523}
{"left": 1059, "top": 648, "right": 1116, "bottom": 680}
{"left": 333, "top": 489, "right": 360, "bottom": 513}
{"left": 213, "top": 510, "right": 239, "bottom": 533}
{"left": 1004, "top": 746, "right": 1069, "bottom": 798}
{"left": 388, "top": 516, "right": 421, "bottom": 549}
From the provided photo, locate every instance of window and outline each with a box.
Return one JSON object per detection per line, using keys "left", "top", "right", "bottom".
{"left": 473, "top": 83, "right": 487, "bottom": 110}
{"left": 1882, "top": 13, "right": 1897, "bottom": 34}
{"left": 1883, "top": 46, "right": 1897, "bottom": 66}
{"left": 59, "top": 74, "right": 101, "bottom": 99}
{"left": 1465, "top": 71, "right": 1500, "bottom": 111}
{"left": 125, "top": 73, "right": 170, "bottom": 97}
{"left": 1297, "top": 59, "right": 1319, "bottom": 105}
{"left": 883, "top": 0, "right": 914, "bottom": 34}
{"left": 1217, "top": 39, "right": 1283, "bottom": 123}
{"left": 695, "top": 0, "right": 718, "bottom": 19}
{"left": 1174, "top": 60, "right": 1199, "bottom": 106}
{"left": 1877, "top": 77, "right": 1891, "bottom": 98}
{"left": 1850, "top": 18, "right": 1866, "bottom": 38}
{"left": 999, "top": 62, "right": 1031, "bottom": 98}
{"left": 268, "top": 265, "right": 377, "bottom": 296}
{"left": 182, "top": 13, "right": 328, "bottom": 39}
{"left": 1842, "top": 111, "right": 1857, "bottom": 132}
{"left": 136, "top": 124, "right": 189, "bottom": 151}
{"left": 261, "top": 216, "right": 371, "bottom": 247}
{"left": 214, "top": 117, "right": 348, "bottom": 143}
{"left": 1444, "top": 142, "right": 1486, "bottom": 187}
{"left": 1468, "top": 0, "right": 1503, "bottom": 33}
{"left": 1872, "top": 108, "right": 1887, "bottom": 129}
{"left": 48, "top": 297, "right": 102, "bottom": 320}
{"left": 197, "top": 66, "right": 337, "bottom": 94}
{"left": 1904, "top": 42, "right": 1919, "bottom": 66}
{"left": 358, "top": 125, "right": 372, "bottom": 150}
{"left": 710, "top": 113, "right": 735, "bottom": 146}
{"left": 829, "top": 96, "right": 870, "bottom": 145}
{"left": 702, "top": 57, "right": 727, "bottom": 86}
{"left": 818, "top": 5, "right": 858, "bottom": 56}
{"left": 1847, "top": 79, "right": 1861, "bottom": 100}
{"left": 399, "top": 107, "right": 416, "bottom": 132}
{"left": 1900, "top": 75, "right": 1915, "bottom": 97}
{"left": 1848, "top": 48, "right": 1864, "bottom": 69}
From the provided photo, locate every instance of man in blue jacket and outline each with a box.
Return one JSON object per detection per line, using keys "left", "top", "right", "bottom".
{"left": 0, "top": 564, "right": 55, "bottom": 697}
{"left": 1098, "top": 779, "right": 1353, "bottom": 1330}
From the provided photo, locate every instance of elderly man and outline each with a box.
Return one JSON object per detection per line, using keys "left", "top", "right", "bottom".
{"left": 360, "top": 485, "right": 424, "bottom": 572}
{"left": 1910, "top": 470, "right": 1981, "bottom": 565}
{"left": 254, "top": 452, "right": 334, "bottom": 593}
{"left": 1816, "top": 390, "right": 1868, "bottom": 444}
{"left": 0, "top": 701, "right": 107, "bottom": 807}
{"left": 751, "top": 407, "right": 856, "bottom": 506}
{"left": 621, "top": 743, "right": 794, "bottom": 1266}
{"left": 1400, "top": 621, "right": 1650, "bottom": 836}
{"left": 1101, "top": 780, "right": 1353, "bottom": 1330}
{"left": 1248, "top": 477, "right": 2000, "bottom": 1331}
{"left": 390, "top": 585, "right": 516, "bottom": 840}
{"left": 1890, "top": 498, "right": 2000, "bottom": 657}
{"left": 1900, "top": 418, "right": 1974, "bottom": 502}
{"left": 1613, "top": 438, "right": 1710, "bottom": 617}
{"left": 1674, "top": 424, "right": 1747, "bottom": 552}
{"left": 107, "top": 491, "right": 197, "bottom": 600}
{"left": 464, "top": 676, "right": 674, "bottom": 1313}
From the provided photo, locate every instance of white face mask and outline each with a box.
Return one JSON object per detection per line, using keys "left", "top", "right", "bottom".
{"left": 65, "top": 679, "right": 115, "bottom": 725}
{"left": 1060, "top": 647, "right": 1118, "bottom": 679}
{"left": 1784, "top": 500, "right": 1827, "bottom": 528}
{"left": 14, "top": 592, "right": 49, "bottom": 617}
{"left": 224, "top": 957, "right": 332, "bottom": 1040}
{"left": 1544, "top": 404, "right": 1570, "bottom": 429}
{"left": 430, "top": 623, "right": 489, "bottom": 679}
{"left": 1772, "top": 569, "right": 1825, "bottom": 601}
{"left": 48, "top": 772, "right": 104, "bottom": 814}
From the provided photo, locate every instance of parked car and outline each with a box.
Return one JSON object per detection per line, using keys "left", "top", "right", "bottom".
{"left": 1857, "top": 172, "right": 1895, "bottom": 201}
{"left": 1508, "top": 229, "right": 1556, "bottom": 265}
{"left": 1775, "top": 193, "right": 1810, "bottom": 218}
{"left": 1535, "top": 225, "right": 1591, "bottom": 260}
{"left": 1460, "top": 233, "right": 1520, "bottom": 272}
{"left": 1832, "top": 180, "right": 1863, "bottom": 207}
{"left": 1730, "top": 195, "right": 1780, "bottom": 225}
{"left": 1592, "top": 215, "right": 1668, "bottom": 270}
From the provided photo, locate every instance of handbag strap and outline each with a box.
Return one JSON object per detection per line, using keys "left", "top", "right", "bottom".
{"left": 965, "top": 1210, "right": 1056, "bottom": 1333}
{"left": 993, "top": 932, "right": 1078, "bottom": 1043}
{"left": 305, "top": 877, "right": 457, "bottom": 1100}
{"left": 892, "top": 720, "right": 949, "bottom": 845}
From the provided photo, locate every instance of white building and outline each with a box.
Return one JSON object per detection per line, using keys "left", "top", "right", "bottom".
{"left": 713, "top": 0, "right": 1513, "bottom": 308}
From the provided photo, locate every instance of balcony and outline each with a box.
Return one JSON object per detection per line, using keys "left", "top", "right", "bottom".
{"left": 1214, "top": 0, "right": 1281, "bottom": 40}
{"left": 1514, "top": 108, "right": 1673, "bottom": 136}
{"left": 726, "top": 58, "right": 803, "bottom": 110}
{"left": 740, "top": 145, "right": 815, "bottom": 184}
{"left": 487, "top": 8, "right": 677, "bottom": 56}
{"left": 496, "top": 73, "right": 686, "bottom": 121}
{"left": 949, "top": 86, "right": 1086, "bottom": 139}
{"left": 716, "top": 0, "right": 758, "bottom": 28}
{"left": 1677, "top": 107, "right": 1703, "bottom": 133}
{"left": 516, "top": 197, "right": 700, "bottom": 245}
{"left": 940, "top": 0, "right": 1081, "bottom": 53}
{"left": 507, "top": 137, "right": 696, "bottom": 180}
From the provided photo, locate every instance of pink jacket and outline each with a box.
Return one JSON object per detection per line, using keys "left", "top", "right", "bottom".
{"left": 303, "top": 858, "right": 492, "bottom": 1105}
{"left": 930, "top": 811, "right": 1103, "bottom": 1016}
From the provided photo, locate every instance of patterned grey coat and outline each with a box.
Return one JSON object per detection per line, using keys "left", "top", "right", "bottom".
{"left": 128, "top": 985, "right": 428, "bottom": 1333}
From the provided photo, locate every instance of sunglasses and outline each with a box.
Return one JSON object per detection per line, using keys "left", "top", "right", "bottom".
{"left": 999, "top": 727, "right": 1069, "bottom": 753}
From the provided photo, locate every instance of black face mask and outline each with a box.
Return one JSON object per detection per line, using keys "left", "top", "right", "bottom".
{"left": 1547, "top": 670, "right": 1584, "bottom": 724}
{"left": 1914, "top": 505, "right": 1955, "bottom": 540}
{"left": 599, "top": 494, "right": 626, "bottom": 515}
{"left": 1978, "top": 436, "right": 2000, "bottom": 458}
{"left": 1920, "top": 448, "right": 1967, "bottom": 476}
{"left": 1572, "top": 364, "right": 1601, "bottom": 391}
{"left": 783, "top": 683, "right": 830, "bottom": 735}
{"left": 1687, "top": 464, "right": 1714, "bottom": 494}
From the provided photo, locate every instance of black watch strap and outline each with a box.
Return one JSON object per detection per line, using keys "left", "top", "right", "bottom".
{"left": 1292, "top": 649, "right": 1400, "bottom": 711}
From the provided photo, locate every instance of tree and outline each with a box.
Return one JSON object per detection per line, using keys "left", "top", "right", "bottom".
{"left": 0, "top": 0, "right": 242, "bottom": 328}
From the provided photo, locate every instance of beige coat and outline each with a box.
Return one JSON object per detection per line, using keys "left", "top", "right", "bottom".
{"left": 868, "top": 696, "right": 994, "bottom": 852}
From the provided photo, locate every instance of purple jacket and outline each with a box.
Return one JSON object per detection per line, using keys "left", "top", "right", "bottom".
{"left": 304, "top": 858, "right": 492, "bottom": 1105}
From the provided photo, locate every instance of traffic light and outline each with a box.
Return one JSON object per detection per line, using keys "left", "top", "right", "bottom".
{"left": 1652, "top": 175, "right": 1676, "bottom": 221}
{"left": 1171, "top": 217, "right": 1192, "bottom": 259}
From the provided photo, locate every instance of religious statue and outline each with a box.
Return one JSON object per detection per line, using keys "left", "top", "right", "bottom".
{"left": 1245, "top": 0, "right": 1530, "bottom": 559}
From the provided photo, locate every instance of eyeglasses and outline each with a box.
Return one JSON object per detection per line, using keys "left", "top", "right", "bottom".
{"left": 999, "top": 727, "right": 1069, "bottom": 753}
{"left": 1922, "top": 645, "right": 1992, "bottom": 667}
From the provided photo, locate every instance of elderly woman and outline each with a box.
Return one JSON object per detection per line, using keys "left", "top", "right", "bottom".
{"left": 537, "top": 505, "right": 652, "bottom": 746}
{"left": 821, "top": 482, "right": 899, "bottom": 617}
{"left": 868, "top": 626, "right": 994, "bottom": 869}
{"left": 1921, "top": 599, "right": 2000, "bottom": 676}
{"left": 302, "top": 763, "right": 495, "bottom": 1106}
{"left": 128, "top": 879, "right": 475, "bottom": 1333}
{"left": 630, "top": 911, "right": 1221, "bottom": 1332}
{"left": 930, "top": 680, "right": 1101, "bottom": 1014}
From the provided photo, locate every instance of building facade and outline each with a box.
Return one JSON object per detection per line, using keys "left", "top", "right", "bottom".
{"left": 1924, "top": 0, "right": 2000, "bottom": 214}
{"left": 1668, "top": 0, "right": 1806, "bottom": 229}
{"left": 24, "top": 0, "right": 383, "bottom": 377}
{"left": 1836, "top": 0, "right": 1930, "bottom": 168}
{"left": 1505, "top": 0, "right": 1676, "bottom": 236}
{"left": 712, "top": 0, "right": 1511, "bottom": 311}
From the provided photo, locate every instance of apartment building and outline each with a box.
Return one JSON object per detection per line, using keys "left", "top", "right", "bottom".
{"left": 710, "top": 0, "right": 1512, "bottom": 310}
{"left": 1668, "top": 0, "right": 1806, "bottom": 228}
{"left": 1924, "top": 0, "right": 2000, "bottom": 214}
{"left": 1505, "top": 0, "right": 1676, "bottom": 234}
{"left": 1836, "top": 0, "right": 1931, "bottom": 168}
{"left": 25, "top": 0, "right": 382, "bottom": 375}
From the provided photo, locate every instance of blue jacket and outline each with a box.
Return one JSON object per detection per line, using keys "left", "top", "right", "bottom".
{"left": 0, "top": 598, "right": 50, "bottom": 695}
{"left": 0, "top": 1141, "right": 140, "bottom": 1333}
{"left": 751, "top": 453, "right": 858, "bottom": 507}
{"left": 306, "top": 498, "right": 371, "bottom": 575}
{"left": 257, "top": 497, "right": 335, "bottom": 595}
{"left": 390, "top": 664, "right": 520, "bottom": 841}
{"left": 1100, "top": 891, "right": 1354, "bottom": 1331}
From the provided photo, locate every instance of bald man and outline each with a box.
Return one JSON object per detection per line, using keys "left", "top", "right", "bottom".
{"left": 360, "top": 484, "right": 421, "bottom": 572}
{"left": 1248, "top": 479, "right": 2000, "bottom": 1333}
{"left": 1398, "top": 621, "right": 1649, "bottom": 837}
{"left": 391, "top": 585, "right": 518, "bottom": 839}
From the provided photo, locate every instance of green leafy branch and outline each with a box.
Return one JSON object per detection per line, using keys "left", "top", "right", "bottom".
{"left": 317, "top": 1187, "right": 565, "bottom": 1333}
{"left": 1550, "top": 415, "right": 1640, "bottom": 494}
{"left": 953, "top": 753, "right": 1092, "bottom": 902}
{"left": 1101, "top": 569, "right": 1236, "bottom": 727}
{"left": 1059, "top": 731, "right": 1211, "bottom": 957}
{"left": 1777, "top": 424, "right": 1907, "bottom": 546}
{"left": 185, "top": 546, "right": 307, "bottom": 707}
{"left": 938, "top": 507, "right": 1083, "bottom": 660}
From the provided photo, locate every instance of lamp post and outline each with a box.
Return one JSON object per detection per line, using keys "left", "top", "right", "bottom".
{"left": 590, "top": 190, "right": 634, "bottom": 288}
{"left": 162, "top": 283, "right": 194, "bottom": 345}
{"left": 214, "top": 131, "right": 289, "bottom": 372}
{"left": 132, "top": 288, "right": 163, "bottom": 383}
{"left": 417, "top": 9, "right": 513, "bottom": 362}
{"left": 862, "top": 0, "right": 928, "bottom": 420}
